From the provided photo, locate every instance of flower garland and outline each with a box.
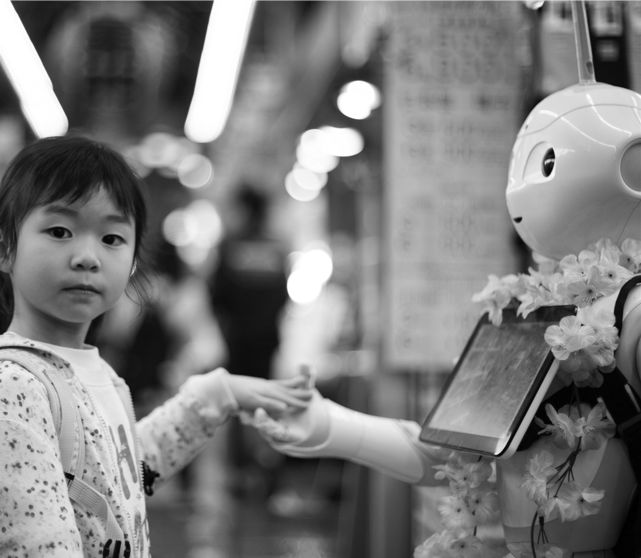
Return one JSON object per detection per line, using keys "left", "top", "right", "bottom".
{"left": 414, "top": 452, "right": 500, "bottom": 558}
{"left": 415, "top": 238, "right": 640, "bottom": 558}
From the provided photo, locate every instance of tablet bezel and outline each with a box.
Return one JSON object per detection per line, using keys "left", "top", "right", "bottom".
{"left": 418, "top": 304, "right": 576, "bottom": 459}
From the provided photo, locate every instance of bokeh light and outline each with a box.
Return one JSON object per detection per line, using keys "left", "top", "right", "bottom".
{"left": 178, "top": 153, "right": 214, "bottom": 188}
{"left": 292, "top": 165, "right": 328, "bottom": 191}
{"left": 285, "top": 170, "right": 321, "bottom": 202}
{"left": 286, "top": 246, "right": 333, "bottom": 304}
{"left": 337, "top": 80, "right": 381, "bottom": 120}
{"left": 319, "top": 126, "right": 364, "bottom": 157}
{"left": 296, "top": 142, "right": 339, "bottom": 174}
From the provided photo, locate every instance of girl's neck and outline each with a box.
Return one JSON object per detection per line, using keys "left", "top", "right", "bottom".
{"left": 7, "top": 314, "right": 90, "bottom": 349}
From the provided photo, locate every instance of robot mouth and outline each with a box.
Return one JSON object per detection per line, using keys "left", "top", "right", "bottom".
{"left": 513, "top": 217, "right": 523, "bottom": 223}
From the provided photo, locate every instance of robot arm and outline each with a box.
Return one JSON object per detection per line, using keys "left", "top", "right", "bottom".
{"left": 247, "top": 391, "right": 447, "bottom": 486}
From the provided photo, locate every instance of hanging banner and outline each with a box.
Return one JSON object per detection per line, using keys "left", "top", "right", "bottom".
{"left": 382, "top": 1, "right": 523, "bottom": 372}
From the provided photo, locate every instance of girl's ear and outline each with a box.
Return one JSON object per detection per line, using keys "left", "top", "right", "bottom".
{"left": 0, "top": 234, "right": 12, "bottom": 274}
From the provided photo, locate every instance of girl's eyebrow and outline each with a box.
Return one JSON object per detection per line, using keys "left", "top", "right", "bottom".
{"left": 42, "top": 203, "right": 132, "bottom": 226}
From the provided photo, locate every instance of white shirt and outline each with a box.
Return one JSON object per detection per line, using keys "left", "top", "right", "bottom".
{"left": 31, "top": 336, "right": 147, "bottom": 555}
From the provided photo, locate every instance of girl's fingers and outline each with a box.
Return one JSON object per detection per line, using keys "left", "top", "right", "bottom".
{"left": 277, "top": 376, "right": 308, "bottom": 388}
{"left": 261, "top": 399, "right": 288, "bottom": 414}
{"left": 273, "top": 391, "right": 311, "bottom": 408}
{"left": 276, "top": 365, "right": 315, "bottom": 390}
{"left": 286, "top": 387, "right": 313, "bottom": 400}
{"left": 260, "top": 389, "right": 313, "bottom": 414}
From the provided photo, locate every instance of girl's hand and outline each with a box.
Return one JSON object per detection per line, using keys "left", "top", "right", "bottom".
{"left": 226, "top": 373, "right": 313, "bottom": 416}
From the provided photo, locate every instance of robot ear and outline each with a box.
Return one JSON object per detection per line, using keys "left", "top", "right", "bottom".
{"left": 621, "top": 143, "right": 641, "bottom": 195}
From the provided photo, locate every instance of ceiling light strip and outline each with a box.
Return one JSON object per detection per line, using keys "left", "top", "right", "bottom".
{"left": 0, "top": 1, "right": 68, "bottom": 138}
{"left": 184, "top": 0, "right": 256, "bottom": 144}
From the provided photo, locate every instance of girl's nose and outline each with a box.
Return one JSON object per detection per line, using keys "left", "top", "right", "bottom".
{"left": 70, "top": 243, "right": 101, "bottom": 271}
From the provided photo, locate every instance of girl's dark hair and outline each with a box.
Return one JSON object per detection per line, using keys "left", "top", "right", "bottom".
{"left": 0, "top": 135, "right": 150, "bottom": 333}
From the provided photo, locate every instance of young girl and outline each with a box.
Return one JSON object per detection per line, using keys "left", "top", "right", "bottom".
{"left": 0, "top": 135, "right": 312, "bottom": 558}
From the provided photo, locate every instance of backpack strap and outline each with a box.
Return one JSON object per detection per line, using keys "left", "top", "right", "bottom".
{"left": 0, "top": 350, "right": 83, "bottom": 477}
{"left": 606, "top": 274, "right": 641, "bottom": 430}
{"left": 0, "top": 349, "right": 131, "bottom": 558}
{"left": 604, "top": 276, "right": 641, "bottom": 558}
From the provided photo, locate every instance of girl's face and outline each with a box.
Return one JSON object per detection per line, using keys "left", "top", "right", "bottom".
{"left": 2, "top": 187, "right": 136, "bottom": 348}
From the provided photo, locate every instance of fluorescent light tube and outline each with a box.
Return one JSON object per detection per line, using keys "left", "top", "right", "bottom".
{"left": 0, "top": 1, "right": 68, "bottom": 138}
{"left": 185, "top": 0, "right": 256, "bottom": 143}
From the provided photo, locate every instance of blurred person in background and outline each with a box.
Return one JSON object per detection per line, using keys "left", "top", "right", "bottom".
{"left": 208, "top": 184, "right": 290, "bottom": 498}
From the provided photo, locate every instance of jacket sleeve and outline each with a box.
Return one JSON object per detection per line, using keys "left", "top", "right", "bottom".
{"left": 0, "top": 362, "right": 83, "bottom": 557}
{"left": 136, "top": 368, "right": 238, "bottom": 487}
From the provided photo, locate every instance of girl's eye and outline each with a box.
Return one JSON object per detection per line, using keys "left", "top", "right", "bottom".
{"left": 48, "top": 227, "right": 71, "bottom": 239}
{"left": 103, "top": 234, "right": 125, "bottom": 246}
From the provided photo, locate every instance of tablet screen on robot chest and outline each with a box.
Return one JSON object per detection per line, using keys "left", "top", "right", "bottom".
{"left": 419, "top": 305, "right": 575, "bottom": 459}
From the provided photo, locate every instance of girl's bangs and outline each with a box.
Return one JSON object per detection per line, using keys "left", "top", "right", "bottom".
{"left": 36, "top": 166, "right": 144, "bottom": 227}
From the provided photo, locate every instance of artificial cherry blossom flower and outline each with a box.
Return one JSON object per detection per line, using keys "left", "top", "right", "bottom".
{"left": 536, "top": 404, "right": 579, "bottom": 448}
{"left": 437, "top": 495, "right": 476, "bottom": 531}
{"left": 520, "top": 450, "right": 557, "bottom": 504}
{"left": 556, "top": 482, "right": 604, "bottom": 521}
{"left": 591, "top": 238, "right": 634, "bottom": 285}
{"left": 620, "top": 238, "right": 641, "bottom": 272}
{"left": 576, "top": 306, "right": 618, "bottom": 366}
{"left": 565, "top": 267, "right": 617, "bottom": 307}
{"left": 590, "top": 238, "right": 622, "bottom": 265}
{"left": 536, "top": 402, "right": 614, "bottom": 449}
{"left": 540, "top": 495, "right": 563, "bottom": 520}
{"left": 433, "top": 460, "right": 492, "bottom": 495}
{"left": 544, "top": 312, "right": 612, "bottom": 387}
{"left": 553, "top": 402, "right": 616, "bottom": 451}
{"left": 449, "top": 536, "right": 484, "bottom": 558}
{"left": 472, "top": 274, "right": 519, "bottom": 326}
{"left": 577, "top": 305, "right": 616, "bottom": 334}
{"left": 556, "top": 361, "right": 612, "bottom": 387}
{"left": 559, "top": 249, "right": 598, "bottom": 281}
{"left": 433, "top": 463, "right": 467, "bottom": 494}
{"left": 544, "top": 316, "right": 597, "bottom": 362}
{"left": 597, "top": 256, "right": 633, "bottom": 288}
{"left": 466, "top": 484, "right": 500, "bottom": 524}
{"left": 414, "top": 530, "right": 457, "bottom": 558}
{"left": 518, "top": 272, "right": 566, "bottom": 318}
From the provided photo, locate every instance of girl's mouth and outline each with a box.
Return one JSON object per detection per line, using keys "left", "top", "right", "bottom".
{"left": 65, "top": 285, "right": 99, "bottom": 294}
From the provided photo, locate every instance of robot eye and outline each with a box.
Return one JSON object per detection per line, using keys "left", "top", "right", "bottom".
{"left": 542, "top": 148, "right": 555, "bottom": 177}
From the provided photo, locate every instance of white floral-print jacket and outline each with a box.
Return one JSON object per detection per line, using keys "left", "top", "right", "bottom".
{"left": 0, "top": 333, "right": 238, "bottom": 558}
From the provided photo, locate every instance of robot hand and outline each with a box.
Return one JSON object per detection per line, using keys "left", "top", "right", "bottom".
{"left": 241, "top": 366, "right": 447, "bottom": 486}
{"left": 239, "top": 389, "right": 330, "bottom": 446}
{"left": 238, "top": 365, "right": 332, "bottom": 449}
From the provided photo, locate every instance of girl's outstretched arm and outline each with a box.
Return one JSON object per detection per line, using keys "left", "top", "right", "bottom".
{"left": 136, "top": 368, "right": 311, "bottom": 492}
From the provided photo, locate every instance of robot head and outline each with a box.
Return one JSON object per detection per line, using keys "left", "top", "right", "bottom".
{"left": 506, "top": 83, "right": 641, "bottom": 260}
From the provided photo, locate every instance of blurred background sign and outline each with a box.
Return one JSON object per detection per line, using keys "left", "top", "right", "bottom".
{"left": 382, "top": 2, "right": 522, "bottom": 372}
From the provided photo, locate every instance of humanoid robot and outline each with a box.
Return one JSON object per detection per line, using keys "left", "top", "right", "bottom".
{"left": 251, "top": 2, "right": 641, "bottom": 556}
